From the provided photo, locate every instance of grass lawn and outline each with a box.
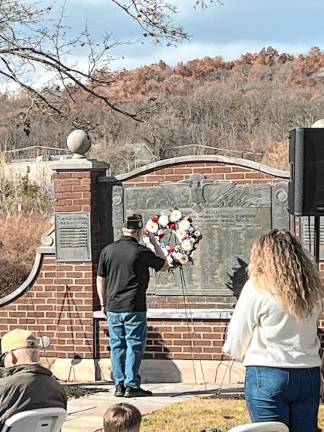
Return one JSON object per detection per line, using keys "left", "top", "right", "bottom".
{"left": 141, "top": 399, "right": 324, "bottom": 432}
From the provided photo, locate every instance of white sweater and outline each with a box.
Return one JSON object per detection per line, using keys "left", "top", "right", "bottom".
{"left": 223, "top": 279, "right": 322, "bottom": 368}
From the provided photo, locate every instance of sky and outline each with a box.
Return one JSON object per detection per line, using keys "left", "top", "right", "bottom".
{"left": 2, "top": 0, "right": 324, "bottom": 93}
{"left": 59, "top": 0, "right": 324, "bottom": 71}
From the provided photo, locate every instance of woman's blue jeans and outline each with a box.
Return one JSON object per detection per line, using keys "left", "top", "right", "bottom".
{"left": 245, "top": 366, "right": 320, "bottom": 432}
{"left": 108, "top": 312, "right": 147, "bottom": 389}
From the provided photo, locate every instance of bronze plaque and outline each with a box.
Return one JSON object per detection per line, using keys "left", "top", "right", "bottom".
{"left": 55, "top": 213, "right": 91, "bottom": 262}
{"left": 113, "top": 177, "right": 288, "bottom": 295}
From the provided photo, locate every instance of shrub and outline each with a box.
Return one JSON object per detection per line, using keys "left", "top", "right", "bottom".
{"left": 0, "top": 215, "right": 51, "bottom": 297}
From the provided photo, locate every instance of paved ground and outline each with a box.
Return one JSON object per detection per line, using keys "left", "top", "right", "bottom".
{"left": 63, "top": 383, "right": 243, "bottom": 432}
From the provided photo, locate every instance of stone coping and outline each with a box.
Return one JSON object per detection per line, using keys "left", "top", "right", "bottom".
{"left": 93, "top": 308, "right": 233, "bottom": 320}
{"left": 116, "top": 155, "right": 289, "bottom": 181}
{"left": 50, "top": 158, "right": 109, "bottom": 171}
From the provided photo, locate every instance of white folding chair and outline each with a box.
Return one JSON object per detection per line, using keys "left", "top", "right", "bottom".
{"left": 1, "top": 407, "right": 67, "bottom": 432}
{"left": 228, "top": 421, "right": 289, "bottom": 432}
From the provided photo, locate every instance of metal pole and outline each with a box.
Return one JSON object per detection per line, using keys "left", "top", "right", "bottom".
{"left": 93, "top": 318, "right": 101, "bottom": 381}
{"left": 314, "top": 216, "right": 320, "bottom": 267}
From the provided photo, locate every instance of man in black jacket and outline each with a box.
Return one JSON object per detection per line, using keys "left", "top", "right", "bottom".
{"left": 97, "top": 214, "right": 168, "bottom": 398}
{"left": 0, "top": 329, "right": 67, "bottom": 427}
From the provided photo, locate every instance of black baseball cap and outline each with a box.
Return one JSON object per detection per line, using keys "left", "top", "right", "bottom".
{"left": 125, "top": 214, "right": 143, "bottom": 230}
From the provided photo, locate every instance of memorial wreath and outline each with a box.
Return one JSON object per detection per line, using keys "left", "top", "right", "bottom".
{"left": 143, "top": 208, "right": 202, "bottom": 269}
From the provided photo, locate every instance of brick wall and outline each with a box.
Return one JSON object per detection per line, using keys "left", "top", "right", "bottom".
{"left": 91, "top": 159, "right": 288, "bottom": 361}
{"left": 145, "top": 320, "right": 229, "bottom": 361}
{"left": 147, "top": 295, "right": 236, "bottom": 310}
{"left": 98, "top": 319, "right": 230, "bottom": 361}
{"left": 123, "top": 162, "right": 282, "bottom": 187}
{"left": 0, "top": 167, "right": 108, "bottom": 359}
{"left": 0, "top": 157, "right": 290, "bottom": 364}
{"left": 53, "top": 169, "right": 102, "bottom": 357}
{"left": 0, "top": 256, "right": 94, "bottom": 358}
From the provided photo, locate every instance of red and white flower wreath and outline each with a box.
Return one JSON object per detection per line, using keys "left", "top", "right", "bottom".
{"left": 143, "top": 209, "right": 202, "bottom": 268}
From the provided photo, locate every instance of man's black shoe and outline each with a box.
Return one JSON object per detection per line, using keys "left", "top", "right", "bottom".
{"left": 114, "top": 384, "right": 125, "bottom": 397}
{"left": 124, "top": 386, "right": 153, "bottom": 398}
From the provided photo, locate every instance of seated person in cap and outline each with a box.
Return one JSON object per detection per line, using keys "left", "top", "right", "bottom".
{"left": 97, "top": 214, "right": 169, "bottom": 398}
{"left": 0, "top": 329, "right": 67, "bottom": 426}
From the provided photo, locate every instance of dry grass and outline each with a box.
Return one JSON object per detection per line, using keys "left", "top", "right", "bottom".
{"left": 141, "top": 399, "right": 248, "bottom": 432}
{"left": 0, "top": 215, "right": 50, "bottom": 297}
{"left": 0, "top": 155, "right": 52, "bottom": 216}
{"left": 141, "top": 399, "right": 324, "bottom": 432}
{"left": 261, "top": 140, "right": 289, "bottom": 171}
{"left": 0, "top": 154, "right": 52, "bottom": 296}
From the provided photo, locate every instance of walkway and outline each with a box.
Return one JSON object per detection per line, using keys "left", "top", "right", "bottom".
{"left": 63, "top": 383, "right": 243, "bottom": 432}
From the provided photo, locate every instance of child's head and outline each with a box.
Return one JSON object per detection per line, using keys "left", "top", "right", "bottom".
{"left": 103, "top": 403, "right": 142, "bottom": 432}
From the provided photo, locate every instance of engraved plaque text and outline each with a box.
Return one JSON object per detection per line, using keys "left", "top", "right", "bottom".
{"left": 55, "top": 213, "right": 91, "bottom": 262}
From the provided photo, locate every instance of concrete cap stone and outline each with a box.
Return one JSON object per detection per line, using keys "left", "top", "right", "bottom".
{"left": 67, "top": 130, "right": 91, "bottom": 158}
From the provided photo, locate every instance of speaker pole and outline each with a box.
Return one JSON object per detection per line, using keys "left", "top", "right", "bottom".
{"left": 314, "top": 216, "right": 320, "bottom": 266}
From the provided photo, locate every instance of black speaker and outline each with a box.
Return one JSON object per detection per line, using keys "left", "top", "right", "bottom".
{"left": 288, "top": 127, "right": 324, "bottom": 216}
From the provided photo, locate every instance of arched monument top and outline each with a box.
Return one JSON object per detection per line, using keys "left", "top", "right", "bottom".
{"left": 116, "top": 155, "right": 289, "bottom": 181}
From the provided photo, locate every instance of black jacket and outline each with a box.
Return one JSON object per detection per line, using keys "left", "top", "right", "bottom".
{"left": 0, "top": 363, "right": 67, "bottom": 426}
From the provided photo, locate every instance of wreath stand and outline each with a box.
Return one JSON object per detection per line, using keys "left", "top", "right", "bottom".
{"left": 147, "top": 263, "right": 208, "bottom": 390}
{"left": 148, "top": 269, "right": 238, "bottom": 396}
{"left": 145, "top": 209, "right": 238, "bottom": 394}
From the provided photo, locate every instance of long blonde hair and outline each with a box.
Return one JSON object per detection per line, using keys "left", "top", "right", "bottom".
{"left": 248, "top": 229, "right": 323, "bottom": 319}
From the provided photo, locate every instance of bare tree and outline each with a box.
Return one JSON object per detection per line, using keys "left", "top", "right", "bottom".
{"left": 112, "top": 0, "right": 220, "bottom": 44}
{"left": 0, "top": 0, "right": 218, "bottom": 130}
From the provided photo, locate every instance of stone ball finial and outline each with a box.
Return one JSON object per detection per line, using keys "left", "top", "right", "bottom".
{"left": 311, "top": 119, "right": 324, "bottom": 128}
{"left": 67, "top": 129, "right": 91, "bottom": 158}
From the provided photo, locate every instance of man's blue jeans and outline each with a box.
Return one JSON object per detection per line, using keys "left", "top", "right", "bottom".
{"left": 107, "top": 312, "right": 147, "bottom": 389}
{"left": 245, "top": 366, "right": 320, "bottom": 432}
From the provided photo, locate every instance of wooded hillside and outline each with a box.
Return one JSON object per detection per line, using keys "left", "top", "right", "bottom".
{"left": 2, "top": 46, "right": 324, "bottom": 172}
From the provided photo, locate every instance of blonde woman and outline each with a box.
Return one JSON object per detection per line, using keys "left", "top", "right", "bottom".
{"left": 223, "top": 229, "right": 324, "bottom": 432}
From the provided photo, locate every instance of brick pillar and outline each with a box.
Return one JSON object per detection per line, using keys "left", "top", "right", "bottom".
{"left": 50, "top": 157, "right": 109, "bottom": 379}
